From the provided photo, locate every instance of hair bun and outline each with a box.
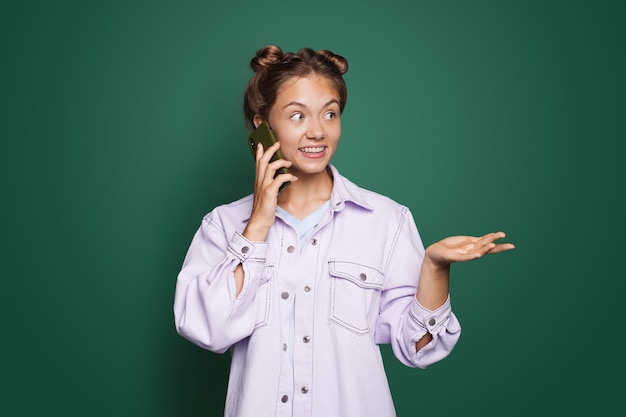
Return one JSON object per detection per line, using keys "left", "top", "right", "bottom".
{"left": 250, "top": 45, "right": 284, "bottom": 72}
{"left": 316, "top": 49, "right": 348, "bottom": 75}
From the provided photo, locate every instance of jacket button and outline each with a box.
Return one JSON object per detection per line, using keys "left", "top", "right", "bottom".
{"left": 311, "top": 238, "right": 317, "bottom": 246}
{"left": 304, "top": 285, "right": 311, "bottom": 292}
{"left": 281, "top": 395, "right": 289, "bottom": 403}
{"left": 303, "top": 336, "right": 310, "bottom": 343}
{"left": 287, "top": 246, "right": 295, "bottom": 253}
{"left": 281, "top": 292, "right": 289, "bottom": 300}
{"left": 359, "top": 273, "right": 367, "bottom": 281}
{"left": 428, "top": 318, "right": 436, "bottom": 326}
{"left": 301, "top": 386, "right": 309, "bottom": 394}
{"left": 241, "top": 246, "right": 249, "bottom": 254}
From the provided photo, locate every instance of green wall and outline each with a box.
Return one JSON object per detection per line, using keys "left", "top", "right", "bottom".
{"left": 3, "top": 1, "right": 624, "bottom": 415}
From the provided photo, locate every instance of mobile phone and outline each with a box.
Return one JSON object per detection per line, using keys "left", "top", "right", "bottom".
{"left": 248, "top": 121, "right": 290, "bottom": 191}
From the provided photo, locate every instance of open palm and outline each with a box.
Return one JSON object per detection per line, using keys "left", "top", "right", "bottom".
{"left": 426, "top": 232, "right": 515, "bottom": 264}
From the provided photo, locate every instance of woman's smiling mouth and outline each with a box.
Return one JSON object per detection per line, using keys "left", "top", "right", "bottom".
{"left": 299, "top": 146, "right": 327, "bottom": 158}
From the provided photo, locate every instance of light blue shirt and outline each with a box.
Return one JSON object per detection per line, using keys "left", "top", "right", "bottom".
{"left": 174, "top": 165, "right": 461, "bottom": 417}
{"left": 277, "top": 202, "right": 329, "bottom": 251}
{"left": 276, "top": 201, "right": 329, "bottom": 413}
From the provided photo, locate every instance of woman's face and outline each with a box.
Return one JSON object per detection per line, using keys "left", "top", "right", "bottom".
{"left": 256, "top": 75, "right": 342, "bottom": 179}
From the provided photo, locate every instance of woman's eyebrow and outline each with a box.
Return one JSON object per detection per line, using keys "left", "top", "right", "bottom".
{"left": 281, "top": 99, "right": 340, "bottom": 110}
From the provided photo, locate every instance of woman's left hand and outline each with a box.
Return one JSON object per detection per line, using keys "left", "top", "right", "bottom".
{"left": 426, "top": 231, "right": 515, "bottom": 265}
{"left": 416, "top": 231, "right": 514, "bottom": 315}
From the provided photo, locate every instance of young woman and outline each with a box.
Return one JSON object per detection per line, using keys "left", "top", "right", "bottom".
{"left": 174, "top": 45, "right": 514, "bottom": 417}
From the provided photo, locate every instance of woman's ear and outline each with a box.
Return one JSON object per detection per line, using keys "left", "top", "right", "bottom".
{"left": 253, "top": 115, "right": 263, "bottom": 128}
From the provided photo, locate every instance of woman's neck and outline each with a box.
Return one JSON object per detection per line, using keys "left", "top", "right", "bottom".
{"left": 277, "top": 168, "right": 333, "bottom": 220}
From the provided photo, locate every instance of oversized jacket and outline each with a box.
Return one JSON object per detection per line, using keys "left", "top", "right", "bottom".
{"left": 174, "top": 164, "right": 461, "bottom": 417}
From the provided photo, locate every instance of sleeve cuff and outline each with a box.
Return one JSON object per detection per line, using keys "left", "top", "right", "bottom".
{"left": 409, "top": 295, "right": 453, "bottom": 335}
{"left": 227, "top": 232, "right": 268, "bottom": 263}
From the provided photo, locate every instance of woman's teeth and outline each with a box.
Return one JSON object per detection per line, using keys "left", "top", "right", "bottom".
{"left": 300, "top": 146, "right": 325, "bottom": 153}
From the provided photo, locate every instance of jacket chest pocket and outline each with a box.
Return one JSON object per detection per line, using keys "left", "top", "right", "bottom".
{"left": 328, "top": 260, "right": 384, "bottom": 335}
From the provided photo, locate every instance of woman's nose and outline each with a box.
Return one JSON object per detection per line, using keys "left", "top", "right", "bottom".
{"left": 306, "top": 120, "right": 325, "bottom": 140}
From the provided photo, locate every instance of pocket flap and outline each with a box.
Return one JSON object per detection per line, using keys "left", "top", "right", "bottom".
{"left": 328, "top": 260, "right": 384, "bottom": 289}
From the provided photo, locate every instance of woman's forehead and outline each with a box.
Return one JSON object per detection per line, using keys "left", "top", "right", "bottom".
{"left": 275, "top": 75, "right": 339, "bottom": 101}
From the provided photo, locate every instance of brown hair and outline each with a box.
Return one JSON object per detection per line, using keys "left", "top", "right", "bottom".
{"left": 243, "top": 45, "right": 349, "bottom": 130}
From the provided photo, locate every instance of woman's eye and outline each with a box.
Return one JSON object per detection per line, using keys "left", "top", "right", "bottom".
{"left": 290, "top": 112, "right": 304, "bottom": 121}
{"left": 324, "top": 111, "right": 337, "bottom": 120}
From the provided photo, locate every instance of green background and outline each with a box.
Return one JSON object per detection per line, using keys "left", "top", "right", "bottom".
{"left": 2, "top": 0, "right": 624, "bottom": 415}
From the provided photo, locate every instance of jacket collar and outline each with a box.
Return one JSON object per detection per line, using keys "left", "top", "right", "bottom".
{"left": 241, "top": 164, "right": 374, "bottom": 223}
{"left": 327, "top": 164, "right": 374, "bottom": 212}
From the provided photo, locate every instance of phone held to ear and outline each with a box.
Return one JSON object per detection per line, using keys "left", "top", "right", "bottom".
{"left": 248, "top": 121, "right": 290, "bottom": 192}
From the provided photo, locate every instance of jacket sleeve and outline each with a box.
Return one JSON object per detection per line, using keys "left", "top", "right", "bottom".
{"left": 374, "top": 207, "right": 461, "bottom": 368}
{"left": 173, "top": 211, "right": 270, "bottom": 353}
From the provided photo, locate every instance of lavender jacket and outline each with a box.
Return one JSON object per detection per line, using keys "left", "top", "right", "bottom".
{"left": 174, "top": 165, "right": 461, "bottom": 417}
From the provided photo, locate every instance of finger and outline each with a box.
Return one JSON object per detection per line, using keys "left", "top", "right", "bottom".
{"left": 483, "top": 232, "right": 512, "bottom": 251}
{"left": 474, "top": 232, "right": 506, "bottom": 251}
{"left": 486, "top": 243, "right": 516, "bottom": 254}
{"left": 256, "top": 142, "right": 283, "bottom": 186}
{"left": 254, "top": 143, "right": 267, "bottom": 186}
{"left": 469, "top": 234, "right": 493, "bottom": 253}
{"left": 259, "top": 141, "right": 282, "bottom": 164}
{"left": 473, "top": 242, "right": 497, "bottom": 258}
{"left": 267, "top": 158, "right": 293, "bottom": 173}
{"left": 255, "top": 142, "right": 264, "bottom": 161}
{"left": 456, "top": 249, "right": 488, "bottom": 262}
{"left": 275, "top": 172, "right": 298, "bottom": 184}
{"left": 271, "top": 173, "right": 298, "bottom": 193}
{"left": 259, "top": 161, "right": 292, "bottom": 193}
{"left": 480, "top": 231, "right": 505, "bottom": 243}
{"left": 255, "top": 142, "right": 283, "bottom": 185}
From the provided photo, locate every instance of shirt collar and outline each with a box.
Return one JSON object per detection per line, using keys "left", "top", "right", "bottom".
{"left": 241, "top": 164, "right": 374, "bottom": 223}
{"left": 327, "top": 164, "right": 374, "bottom": 212}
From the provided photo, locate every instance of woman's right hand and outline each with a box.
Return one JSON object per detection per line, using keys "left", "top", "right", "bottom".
{"left": 242, "top": 141, "right": 298, "bottom": 242}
